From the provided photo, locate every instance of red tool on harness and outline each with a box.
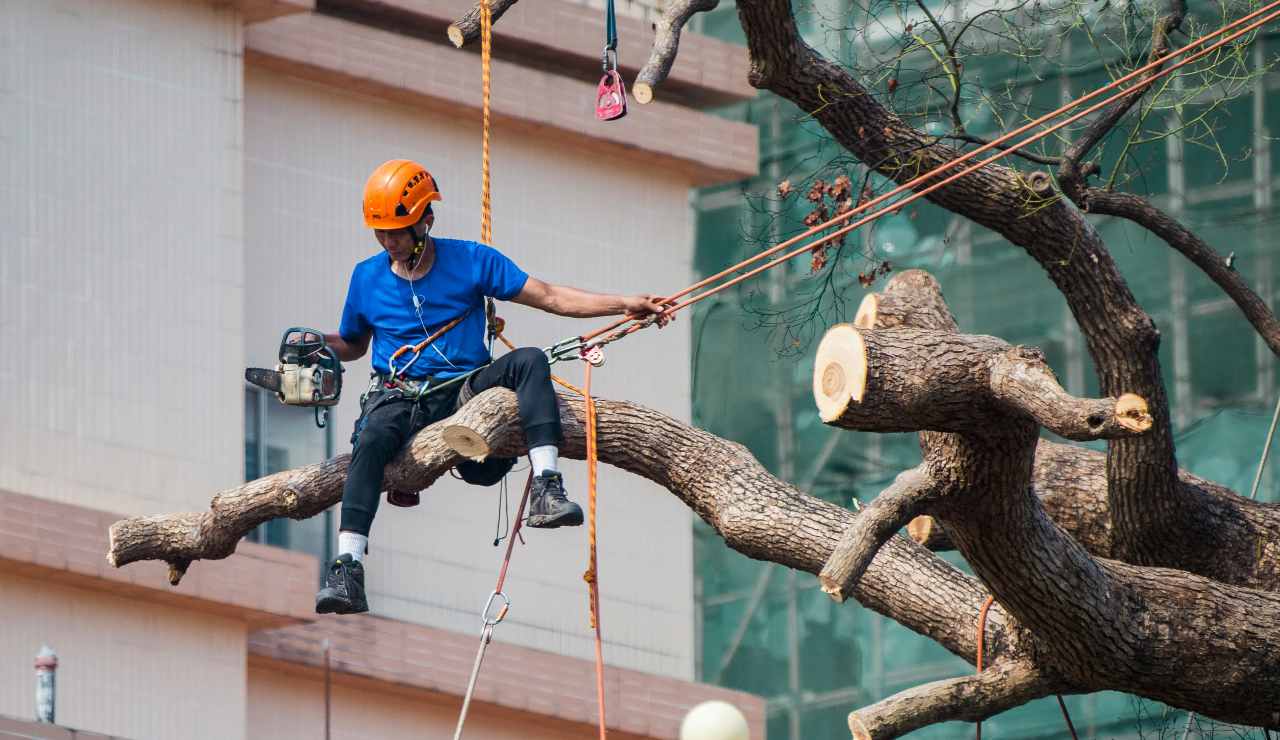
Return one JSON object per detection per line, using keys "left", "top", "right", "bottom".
{"left": 594, "top": 0, "right": 626, "bottom": 121}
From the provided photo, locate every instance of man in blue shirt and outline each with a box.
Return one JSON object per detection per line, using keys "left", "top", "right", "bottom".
{"left": 315, "top": 159, "right": 669, "bottom": 615}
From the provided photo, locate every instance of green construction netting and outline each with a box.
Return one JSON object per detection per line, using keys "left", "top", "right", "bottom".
{"left": 691, "top": 13, "right": 1279, "bottom": 737}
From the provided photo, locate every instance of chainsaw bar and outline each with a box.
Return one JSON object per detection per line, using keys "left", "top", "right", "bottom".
{"left": 245, "top": 368, "right": 283, "bottom": 394}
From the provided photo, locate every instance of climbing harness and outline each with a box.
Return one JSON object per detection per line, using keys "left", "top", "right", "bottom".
{"left": 454, "top": 470, "right": 535, "bottom": 740}
{"left": 244, "top": 327, "right": 344, "bottom": 428}
{"left": 387, "top": 314, "right": 468, "bottom": 384}
{"left": 594, "top": 0, "right": 627, "bottom": 121}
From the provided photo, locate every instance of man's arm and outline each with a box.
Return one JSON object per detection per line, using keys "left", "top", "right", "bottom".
{"left": 323, "top": 331, "right": 371, "bottom": 362}
{"left": 512, "top": 277, "right": 672, "bottom": 323}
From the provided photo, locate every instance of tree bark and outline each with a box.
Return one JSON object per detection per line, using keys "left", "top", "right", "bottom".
{"left": 820, "top": 466, "right": 939, "bottom": 601}
{"left": 848, "top": 662, "right": 1056, "bottom": 740}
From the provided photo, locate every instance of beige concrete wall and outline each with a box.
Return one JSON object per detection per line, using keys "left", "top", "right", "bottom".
{"left": 0, "top": 0, "right": 246, "bottom": 516}
{"left": 244, "top": 65, "right": 697, "bottom": 679}
{"left": 246, "top": 663, "right": 658, "bottom": 740}
{"left": 0, "top": 571, "right": 247, "bottom": 740}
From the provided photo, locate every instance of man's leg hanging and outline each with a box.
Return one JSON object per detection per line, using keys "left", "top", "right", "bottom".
{"left": 464, "top": 347, "right": 581, "bottom": 528}
{"left": 466, "top": 346, "right": 563, "bottom": 473}
{"left": 340, "top": 393, "right": 418, "bottom": 557}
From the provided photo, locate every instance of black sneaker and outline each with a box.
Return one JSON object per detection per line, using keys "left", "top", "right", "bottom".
{"left": 315, "top": 554, "right": 369, "bottom": 615}
{"left": 526, "top": 471, "right": 584, "bottom": 529}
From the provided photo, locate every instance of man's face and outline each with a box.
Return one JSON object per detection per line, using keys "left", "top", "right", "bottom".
{"left": 374, "top": 227, "right": 417, "bottom": 263}
{"left": 374, "top": 209, "right": 433, "bottom": 263}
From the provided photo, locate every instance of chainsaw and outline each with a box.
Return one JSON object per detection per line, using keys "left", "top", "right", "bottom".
{"left": 245, "top": 327, "right": 344, "bottom": 428}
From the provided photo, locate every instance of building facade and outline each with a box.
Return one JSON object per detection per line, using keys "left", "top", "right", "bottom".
{"left": 0, "top": 0, "right": 763, "bottom": 737}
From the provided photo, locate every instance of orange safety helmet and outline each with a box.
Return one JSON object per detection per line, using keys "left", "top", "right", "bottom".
{"left": 362, "top": 159, "right": 442, "bottom": 230}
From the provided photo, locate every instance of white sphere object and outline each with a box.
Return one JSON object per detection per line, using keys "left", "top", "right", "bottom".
{"left": 679, "top": 700, "right": 749, "bottom": 740}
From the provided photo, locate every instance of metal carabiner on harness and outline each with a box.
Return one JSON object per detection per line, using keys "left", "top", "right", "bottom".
{"left": 545, "top": 335, "right": 587, "bottom": 365}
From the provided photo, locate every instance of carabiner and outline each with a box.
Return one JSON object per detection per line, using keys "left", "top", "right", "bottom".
{"left": 481, "top": 590, "right": 511, "bottom": 627}
{"left": 545, "top": 336, "right": 586, "bottom": 365}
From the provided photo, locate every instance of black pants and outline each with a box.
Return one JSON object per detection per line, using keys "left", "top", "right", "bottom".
{"left": 340, "top": 347, "right": 561, "bottom": 536}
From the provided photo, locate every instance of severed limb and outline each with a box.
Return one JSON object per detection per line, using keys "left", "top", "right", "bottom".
{"left": 848, "top": 662, "right": 1057, "bottom": 740}
{"left": 819, "top": 466, "right": 939, "bottom": 602}
{"left": 632, "top": 0, "right": 720, "bottom": 104}
{"left": 907, "top": 515, "right": 952, "bottom": 551}
{"left": 447, "top": 0, "right": 521, "bottom": 48}
{"left": 812, "top": 325, "right": 1152, "bottom": 441}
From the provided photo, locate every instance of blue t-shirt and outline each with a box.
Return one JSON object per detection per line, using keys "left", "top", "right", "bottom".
{"left": 339, "top": 239, "right": 529, "bottom": 379}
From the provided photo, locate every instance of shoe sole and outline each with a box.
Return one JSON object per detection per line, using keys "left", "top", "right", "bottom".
{"left": 315, "top": 594, "right": 349, "bottom": 614}
{"left": 316, "top": 591, "right": 370, "bottom": 615}
{"left": 526, "top": 511, "right": 585, "bottom": 529}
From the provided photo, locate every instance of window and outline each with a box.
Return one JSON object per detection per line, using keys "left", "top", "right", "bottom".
{"left": 244, "top": 387, "right": 335, "bottom": 576}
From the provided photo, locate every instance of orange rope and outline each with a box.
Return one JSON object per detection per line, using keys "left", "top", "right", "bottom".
{"left": 479, "top": 0, "right": 493, "bottom": 245}
{"left": 583, "top": 362, "right": 608, "bottom": 738}
{"left": 493, "top": 331, "right": 586, "bottom": 396}
{"left": 578, "top": 0, "right": 1280, "bottom": 347}
{"left": 975, "top": 595, "right": 995, "bottom": 740}
{"left": 974, "top": 595, "right": 1077, "bottom": 740}
{"left": 472, "top": 6, "right": 606, "bottom": 736}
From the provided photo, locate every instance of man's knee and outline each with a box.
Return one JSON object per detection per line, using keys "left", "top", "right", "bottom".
{"left": 352, "top": 421, "right": 402, "bottom": 460}
{"left": 510, "top": 346, "right": 550, "bottom": 376}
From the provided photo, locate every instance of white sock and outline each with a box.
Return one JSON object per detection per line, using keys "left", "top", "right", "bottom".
{"left": 529, "top": 445, "right": 559, "bottom": 476}
{"left": 338, "top": 531, "right": 368, "bottom": 562}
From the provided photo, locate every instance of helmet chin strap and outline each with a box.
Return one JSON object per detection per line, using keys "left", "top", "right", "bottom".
{"left": 410, "top": 208, "right": 432, "bottom": 256}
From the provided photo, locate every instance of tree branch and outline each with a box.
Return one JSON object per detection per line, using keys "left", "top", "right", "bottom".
{"left": 447, "top": 0, "right": 521, "bottom": 48}
{"left": 109, "top": 389, "right": 1013, "bottom": 667}
{"left": 1070, "top": 187, "right": 1280, "bottom": 358}
{"left": 820, "top": 466, "right": 939, "bottom": 602}
{"left": 848, "top": 662, "right": 1057, "bottom": 740}
{"left": 854, "top": 270, "right": 958, "bottom": 332}
{"left": 859, "top": 270, "right": 1280, "bottom": 590}
{"left": 813, "top": 326, "right": 1152, "bottom": 441}
{"left": 988, "top": 347, "right": 1153, "bottom": 440}
{"left": 941, "top": 133, "right": 1063, "bottom": 167}
{"left": 633, "top": 0, "right": 720, "bottom": 104}
{"left": 1061, "top": 0, "right": 1186, "bottom": 166}
{"left": 907, "top": 515, "right": 953, "bottom": 551}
